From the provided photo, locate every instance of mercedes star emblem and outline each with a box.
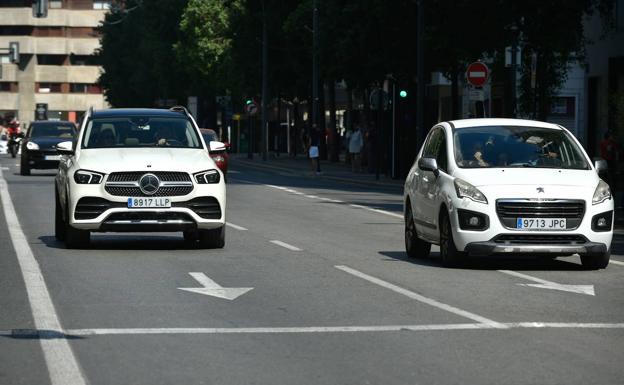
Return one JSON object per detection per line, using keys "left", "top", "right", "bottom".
{"left": 139, "top": 173, "right": 160, "bottom": 195}
{"left": 536, "top": 187, "right": 545, "bottom": 193}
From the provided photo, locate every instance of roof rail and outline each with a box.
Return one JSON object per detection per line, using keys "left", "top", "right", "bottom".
{"left": 169, "top": 106, "right": 189, "bottom": 115}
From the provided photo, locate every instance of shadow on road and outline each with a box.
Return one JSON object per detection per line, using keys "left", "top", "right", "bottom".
{"left": 378, "top": 250, "right": 587, "bottom": 271}
{"left": 39, "top": 235, "right": 203, "bottom": 251}
{"left": 1, "top": 329, "right": 84, "bottom": 340}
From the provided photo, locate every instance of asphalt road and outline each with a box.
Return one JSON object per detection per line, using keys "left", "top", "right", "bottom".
{"left": 1, "top": 154, "right": 624, "bottom": 385}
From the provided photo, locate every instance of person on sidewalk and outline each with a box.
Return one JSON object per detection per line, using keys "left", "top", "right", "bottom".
{"left": 348, "top": 125, "right": 364, "bottom": 172}
{"left": 308, "top": 124, "right": 321, "bottom": 175}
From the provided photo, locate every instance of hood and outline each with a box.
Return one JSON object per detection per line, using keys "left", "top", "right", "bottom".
{"left": 75, "top": 148, "right": 216, "bottom": 174}
{"left": 29, "top": 136, "right": 69, "bottom": 150}
{"left": 453, "top": 168, "right": 600, "bottom": 200}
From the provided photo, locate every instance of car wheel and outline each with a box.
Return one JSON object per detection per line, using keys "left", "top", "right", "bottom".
{"left": 197, "top": 226, "right": 225, "bottom": 249}
{"left": 20, "top": 156, "right": 30, "bottom": 176}
{"left": 54, "top": 188, "right": 66, "bottom": 241}
{"left": 580, "top": 251, "right": 610, "bottom": 270}
{"left": 405, "top": 205, "right": 431, "bottom": 258}
{"left": 439, "top": 211, "right": 464, "bottom": 268}
{"left": 64, "top": 203, "right": 89, "bottom": 248}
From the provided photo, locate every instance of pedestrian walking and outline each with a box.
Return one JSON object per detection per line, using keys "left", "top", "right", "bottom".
{"left": 348, "top": 125, "right": 363, "bottom": 172}
{"left": 308, "top": 124, "right": 321, "bottom": 175}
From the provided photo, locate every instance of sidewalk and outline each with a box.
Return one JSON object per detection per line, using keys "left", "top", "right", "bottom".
{"left": 231, "top": 152, "right": 405, "bottom": 189}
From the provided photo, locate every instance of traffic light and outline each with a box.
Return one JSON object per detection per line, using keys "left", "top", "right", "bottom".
{"left": 399, "top": 90, "right": 408, "bottom": 98}
{"left": 245, "top": 99, "right": 253, "bottom": 105}
{"left": 34, "top": 0, "right": 48, "bottom": 18}
{"left": 9, "top": 42, "right": 19, "bottom": 64}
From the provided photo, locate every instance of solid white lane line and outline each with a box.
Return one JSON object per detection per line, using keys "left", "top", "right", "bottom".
{"left": 0, "top": 169, "right": 86, "bottom": 385}
{"left": 609, "top": 259, "right": 624, "bottom": 266}
{"left": 1, "top": 167, "right": 9, "bottom": 170}
{"left": 270, "top": 240, "right": 303, "bottom": 251}
{"left": 335, "top": 265, "right": 507, "bottom": 328}
{"left": 4, "top": 321, "right": 624, "bottom": 337}
{"left": 348, "top": 203, "right": 403, "bottom": 219}
{"left": 226, "top": 222, "right": 248, "bottom": 231}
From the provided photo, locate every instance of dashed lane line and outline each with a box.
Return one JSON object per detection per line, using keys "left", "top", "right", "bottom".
{"left": 226, "top": 222, "right": 248, "bottom": 231}
{"left": 609, "top": 259, "right": 624, "bottom": 267}
{"left": 265, "top": 184, "right": 403, "bottom": 219}
{"left": 335, "top": 265, "right": 507, "bottom": 329}
{"left": 270, "top": 240, "right": 303, "bottom": 251}
{"left": 0, "top": 169, "right": 87, "bottom": 385}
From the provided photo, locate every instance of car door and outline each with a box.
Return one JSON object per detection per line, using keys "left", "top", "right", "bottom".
{"left": 411, "top": 127, "right": 443, "bottom": 239}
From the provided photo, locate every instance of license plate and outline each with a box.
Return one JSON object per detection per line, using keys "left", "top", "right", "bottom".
{"left": 45, "top": 155, "right": 61, "bottom": 161}
{"left": 516, "top": 218, "right": 566, "bottom": 230}
{"left": 127, "top": 197, "right": 171, "bottom": 208}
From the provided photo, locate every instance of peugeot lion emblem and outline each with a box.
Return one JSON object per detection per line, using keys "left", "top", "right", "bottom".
{"left": 139, "top": 173, "right": 160, "bottom": 195}
{"left": 536, "top": 187, "right": 545, "bottom": 193}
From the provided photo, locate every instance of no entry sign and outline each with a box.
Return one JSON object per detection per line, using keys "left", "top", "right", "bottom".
{"left": 466, "top": 62, "right": 489, "bottom": 87}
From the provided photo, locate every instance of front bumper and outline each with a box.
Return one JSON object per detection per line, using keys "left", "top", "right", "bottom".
{"left": 465, "top": 240, "right": 608, "bottom": 257}
{"left": 24, "top": 150, "right": 60, "bottom": 169}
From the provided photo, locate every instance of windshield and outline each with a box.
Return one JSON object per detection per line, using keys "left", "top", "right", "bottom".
{"left": 453, "top": 125, "right": 590, "bottom": 170}
{"left": 81, "top": 117, "right": 202, "bottom": 149}
{"left": 31, "top": 124, "right": 75, "bottom": 139}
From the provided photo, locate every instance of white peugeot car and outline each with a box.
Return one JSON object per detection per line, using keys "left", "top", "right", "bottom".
{"left": 404, "top": 118, "right": 613, "bottom": 269}
{"left": 55, "top": 107, "right": 226, "bottom": 249}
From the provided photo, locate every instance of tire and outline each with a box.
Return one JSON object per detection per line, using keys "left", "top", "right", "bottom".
{"left": 64, "top": 202, "right": 89, "bottom": 248}
{"left": 405, "top": 204, "right": 431, "bottom": 258}
{"left": 20, "top": 156, "right": 30, "bottom": 176}
{"left": 197, "top": 226, "right": 225, "bottom": 249}
{"left": 54, "top": 188, "right": 66, "bottom": 241}
{"left": 581, "top": 251, "right": 610, "bottom": 270}
{"left": 439, "top": 211, "right": 465, "bottom": 268}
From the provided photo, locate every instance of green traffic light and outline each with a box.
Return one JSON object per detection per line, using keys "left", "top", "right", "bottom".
{"left": 399, "top": 90, "right": 408, "bottom": 98}
{"left": 245, "top": 99, "right": 252, "bottom": 105}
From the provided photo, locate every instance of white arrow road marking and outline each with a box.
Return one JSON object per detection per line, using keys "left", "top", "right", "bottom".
{"left": 178, "top": 272, "right": 253, "bottom": 300}
{"left": 498, "top": 270, "right": 595, "bottom": 296}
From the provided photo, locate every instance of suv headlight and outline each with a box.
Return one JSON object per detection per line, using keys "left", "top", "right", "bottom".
{"left": 592, "top": 180, "right": 611, "bottom": 205}
{"left": 26, "top": 141, "right": 39, "bottom": 150}
{"left": 454, "top": 178, "right": 488, "bottom": 204}
{"left": 74, "top": 170, "right": 104, "bottom": 184}
{"left": 194, "top": 169, "right": 220, "bottom": 184}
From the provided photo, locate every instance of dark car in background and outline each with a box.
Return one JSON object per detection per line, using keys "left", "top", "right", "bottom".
{"left": 21, "top": 120, "right": 77, "bottom": 175}
{"left": 200, "top": 128, "right": 229, "bottom": 178}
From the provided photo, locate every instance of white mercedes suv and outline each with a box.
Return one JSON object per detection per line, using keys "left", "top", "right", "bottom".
{"left": 55, "top": 107, "right": 226, "bottom": 249}
{"left": 404, "top": 118, "right": 613, "bottom": 269}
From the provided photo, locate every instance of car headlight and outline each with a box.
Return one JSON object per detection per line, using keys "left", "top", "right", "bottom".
{"left": 454, "top": 178, "right": 488, "bottom": 204}
{"left": 194, "top": 169, "right": 220, "bottom": 184}
{"left": 592, "top": 180, "right": 611, "bottom": 205}
{"left": 26, "top": 141, "right": 39, "bottom": 150}
{"left": 74, "top": 170, "right": 104, "bottom": 184}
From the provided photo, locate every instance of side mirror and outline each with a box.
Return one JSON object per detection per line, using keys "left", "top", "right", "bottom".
{"left": 56, "top": 141, "right": 74, "bottom": 155}
{"left": 209, "top": 141, "right": 226, "bottom": 152}
{"left": 594, "top": 158, "right": 608, "bottom": 174}
{"left": 418, "top": 157, "right": 439, "bottom": 176}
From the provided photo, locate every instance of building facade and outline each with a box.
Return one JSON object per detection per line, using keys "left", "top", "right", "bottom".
{"left": 0, "top": 0, "right": 109, "bottom": 127}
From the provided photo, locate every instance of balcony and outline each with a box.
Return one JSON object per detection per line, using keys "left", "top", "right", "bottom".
{"left": 0, "top": 93, "right": 19, "bottom": 110}
{"left": 0, "top": 8, "right": 105, "bottom": 27}
{"left": 36, "top": 65, "right": 101, "bottom": 83}
{"left": 35, "top": 93, "right": 108, "bottom": 111}
{"left": 0, "top": 36, "right": 99, "bottom": 55}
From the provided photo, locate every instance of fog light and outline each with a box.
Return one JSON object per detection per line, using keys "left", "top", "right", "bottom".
{"left": 597, "top": 218, "right": 607, "bottom": 227}
{"left": 591, "top": 211, "right": 613, "bottom": 232}
{"left": 469, "top": 216, "right": 480, "bottom": 226}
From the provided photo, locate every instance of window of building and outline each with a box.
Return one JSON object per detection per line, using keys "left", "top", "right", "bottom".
{"left": 37, "top": 55, "right": 67, "bottom": 65}
{"left": 70, "top": 83, "right": 88, "bottom": 93}
{"left": 69, "top": 55, "right": 99, "bottom": 66}
{"left": 0, "top": 82, "right": 19, "bottom": 92}
{"left": 0, "top": 1, "right": 31, "bottom": 7}
{"left": 38, "top": 83, "right": 62, "bottom": 93}
{"left": 0, "top": 26, "right": 34, "bottom": 35}
{"left": 93, "top": 1, "right": 111, "bottom": 10}
{"left": 550, "top": 97, "right": 575, "bottom": 117}
{"left": 0, "top": 55, "right": 10, "bottom": 64}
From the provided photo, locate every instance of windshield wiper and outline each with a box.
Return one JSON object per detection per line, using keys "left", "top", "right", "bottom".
{"left": 507, "top": 163, "right": 537, "bottom": 168}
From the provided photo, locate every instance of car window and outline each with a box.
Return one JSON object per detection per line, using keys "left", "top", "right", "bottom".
{"left": 453, "top": 125, "right": 590, "bottom": 170}
{"left": 81, "top": 117, "right": 202, "bottom": 149}
{"left": 30, "top": 124, "right": 75, "bottom": 139}
{"left": 422, "top": 127, "right": 443, "bottom": 159}
{"left": 435, "top": 131, "right": 448, "bottom": 173}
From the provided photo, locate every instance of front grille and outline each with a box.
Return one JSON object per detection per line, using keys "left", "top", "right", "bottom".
{"left": 496, "top": 199, "right": 585, "bottom": 230}
{"left": 174, "top": 197, "right": 222, "bottom": 219}
{"left": 493, "top": 234, "right": 587, "bottom": 245}
{"left": 74, "top": 197, "right": 125, "bottom": 220}
{"left": 105, "top": 186, "right": 193, "bottom": 197}
{"left": 108, "top": 171, "right": 191, "bottom": 182}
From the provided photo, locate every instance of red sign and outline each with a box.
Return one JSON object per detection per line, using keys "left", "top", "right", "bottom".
{"left": 466, "top": 62, "right": 489, "bottom": 87}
